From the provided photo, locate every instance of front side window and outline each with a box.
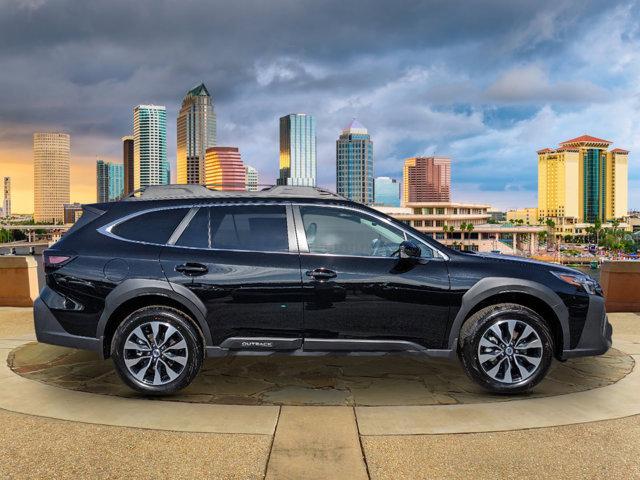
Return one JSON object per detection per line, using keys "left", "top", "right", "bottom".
{"left": 299, "top": 206, "right": 405, "bottom": 257}
{"left": 176, "top": 204, "right": 289, "bottom": 252}
{"left": 112, "top": 208, "right": 188, "bottom": 244}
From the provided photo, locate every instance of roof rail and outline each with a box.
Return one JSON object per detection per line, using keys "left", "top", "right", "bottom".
{"left": 122, "top": 184, "right": 345, "bottom": 201}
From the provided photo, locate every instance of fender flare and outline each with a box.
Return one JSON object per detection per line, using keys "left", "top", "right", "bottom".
{"left": 447, "top": 277, "right": 570, "bottom": 351}
{"left": 97, "top": 279, "right": 212, "bottom": 356}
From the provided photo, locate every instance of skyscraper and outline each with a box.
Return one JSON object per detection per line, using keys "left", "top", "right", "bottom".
{"left": 538, "top": 135, "right": 628, "bottom": 223}
{"left": 122, "top": 135, "right": 134, "bottom": 195}
{"left": 205, "top": 147, "right": 245, "bottom": 191}
{"left": 374, "top": 177, "right": 400, "bottom": 207}
{"left": 33, "top": 132, "right": 70, "bottom": 223}
{"left": 336, "top": 119, "right": 374, "bottom": 204}
{"left": 278, "top": 113, "right": 316, "bottom": 186}
{"left": 97, "top": 160, "right": 109, "bottom": 203}
{"left": 245, "top": 165, "right": 259, "bottom": 191}
{"left": 402, "top": 156, "right": 451, "bottom": 205}
{"left": 133, "top": 105, "right": 168, "bottom": 189}
{"left": 3, "top": 177, "right": 10, "bottom": 218}
{"left": 97, "top": 161, "right": 125, "bottom": 202}
{"left": 177, "top": 83, "right": 217, "bottom": 184}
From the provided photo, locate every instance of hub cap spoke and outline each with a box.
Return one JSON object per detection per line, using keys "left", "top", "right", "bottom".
{"left": 477, "top": 319, "right": 543, "bottom": 385}
{"left": 123, "top": 321, "right": 189, "bottom": 386}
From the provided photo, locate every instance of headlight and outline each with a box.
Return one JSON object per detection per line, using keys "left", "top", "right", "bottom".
{"left": 551, "top": 271, "right": 601, "bottom": 295}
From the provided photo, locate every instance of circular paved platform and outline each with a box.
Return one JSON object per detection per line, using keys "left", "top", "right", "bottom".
{"left": 8, "top": 342, "right": 634, "bottom": 406}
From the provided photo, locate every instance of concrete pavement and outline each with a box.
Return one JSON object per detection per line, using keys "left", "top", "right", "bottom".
{"left": 1, "top": 307, "right": 639, "bottom": 479}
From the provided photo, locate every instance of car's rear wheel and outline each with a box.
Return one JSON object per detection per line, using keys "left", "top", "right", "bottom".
{"left": 111, "top": 306, "right": 203, "bottom": 395}
{"left": 459, "top": 303, "right": 553, "bottom": 394}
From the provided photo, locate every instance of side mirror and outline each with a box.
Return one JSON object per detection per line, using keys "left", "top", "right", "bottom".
{"left": 398, "top": 240, "right": 421, "bottom": 260}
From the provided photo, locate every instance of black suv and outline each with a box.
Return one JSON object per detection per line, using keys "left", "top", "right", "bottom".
{"left": 34, "top": 185, "right": 612, "bottom": 395}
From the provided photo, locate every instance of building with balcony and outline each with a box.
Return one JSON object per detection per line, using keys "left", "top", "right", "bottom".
{"left": 336, "top": 119, "right": 374, "bottom": 204}
{"left": 538, "top": 135, "right": 628, "bottom": 224}
{"left": 375, "top": 202, "right": 543, "bottom": 255}
{"left": 133, "top": 105, "right": 168, "bottom": 189}
{"left": 506, "top": 207, "right": 539, "bottom": 224}
{"left": 402, "top": 156, "right": 450, "bottom": 204}
{"left": 205, "top": 147, "right": 245, "bottom": 191}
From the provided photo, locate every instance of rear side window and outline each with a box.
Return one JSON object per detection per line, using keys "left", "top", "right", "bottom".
{"left": 176, "top": 205, "right": 289, "bottom": 252}
{"left": 112, "top": 208, "right": 188, "bottom": 244}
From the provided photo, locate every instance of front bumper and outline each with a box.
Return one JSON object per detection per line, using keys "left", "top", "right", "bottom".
{"left": 561, "top": 295, "right": 612, "bottom": 359}
{"left": 34, "top": 295, "right": 101, "bottom": 352}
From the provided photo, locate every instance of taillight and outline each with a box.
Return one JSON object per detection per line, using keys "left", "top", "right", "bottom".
{"left": 43, "top": 252, "right": 75, "bottom": 269}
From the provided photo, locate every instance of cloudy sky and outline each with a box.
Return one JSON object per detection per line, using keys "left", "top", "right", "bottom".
{"left": 1, "top": 0, "right": 639, "bottom": 213}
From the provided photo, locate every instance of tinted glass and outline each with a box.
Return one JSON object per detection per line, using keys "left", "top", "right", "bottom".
{"left": 299, "top": 206, "right": 406, "bottom": 257}
{"left": 113, "top": 208, "right": 188, "bottom": 244}
{"left": 176, "top": 205, "right": 289, "bottom": 252}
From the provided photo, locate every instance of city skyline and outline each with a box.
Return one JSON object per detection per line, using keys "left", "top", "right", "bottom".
{"left": 1, "top": 1, "right": 639, "bottom": 212}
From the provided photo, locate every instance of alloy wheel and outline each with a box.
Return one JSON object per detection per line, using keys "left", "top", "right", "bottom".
{"left": 477, "top": 319, "right": 543, "bottom": 384}
{"left": 123, "top": 321, "right": 189, "bottom": 386}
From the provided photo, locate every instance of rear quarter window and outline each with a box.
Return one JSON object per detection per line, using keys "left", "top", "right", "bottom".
{"left": 111, "top": 208, "right": 188, "bottom": 244}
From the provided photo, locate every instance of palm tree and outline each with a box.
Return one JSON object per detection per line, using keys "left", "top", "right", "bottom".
{"left": 459, "top": 222, "right": 467, "bottom": 249}
{"left": 545, "top": 218, "right": 556, "bottom": 248}
{"left": 466, "top": 223, "right": 474, "bottom": 250}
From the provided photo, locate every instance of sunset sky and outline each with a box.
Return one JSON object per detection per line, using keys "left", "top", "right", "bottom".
{"left": 1, "top": 0, "right": 639, "bottom": 213}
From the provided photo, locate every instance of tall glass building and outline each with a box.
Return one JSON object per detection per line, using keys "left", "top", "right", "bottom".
{"left": 177, "top": 83, "right": 216, "bottom": 185}
{"left": 97, "top": 160, "right": 125, "bottom": 202}
{"left": 133, "top": 105, "right": 168, "bottom": 189}
{"left": 336, "top": 119, "right": 374, "bottom": 204}
{"left": 374, "top": 176, "right": 400, "bottom": 206}
{"left": 278, "top": 114, "right": 316, "bottom": 187}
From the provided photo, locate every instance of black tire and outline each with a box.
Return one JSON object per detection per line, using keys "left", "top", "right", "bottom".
{"left": 111, "top": 306, "right": 204, "bottom": 395}
{"left": 458, "top": 303, "right": 554, "bottom": 394}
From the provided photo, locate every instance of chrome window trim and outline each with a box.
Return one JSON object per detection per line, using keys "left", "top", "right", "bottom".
{"left": 98, "top": 201, "right": 297, "bottom": 255}
{"left": 167, "top": 207, "right": 199, "bottom": 245}
{"left": 292, "top": 202, "right": 449, "bottom": 261}
{"left": 98, "top": 205, "right": 192, "bottom": 247}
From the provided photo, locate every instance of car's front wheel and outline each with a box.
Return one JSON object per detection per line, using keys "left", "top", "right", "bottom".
{"left": 459, "top": 303, "right": 554, "bottom": 394}
{"left": 111, "top": 306, "right": 203, "bottom": 395}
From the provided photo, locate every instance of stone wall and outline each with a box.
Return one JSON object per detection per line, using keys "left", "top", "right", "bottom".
{"left": 600, "top": 261, "right": 640, "bottom": 312}
{"left": 0, "top": 256, "right": 39, "bottom": 307}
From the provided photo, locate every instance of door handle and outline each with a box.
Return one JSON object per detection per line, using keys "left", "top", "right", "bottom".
{"left": 305, "top": 268, "right": 337, "bottom": 280}
{"left": 175, "top": 263, "right": 208, "bottom": 277}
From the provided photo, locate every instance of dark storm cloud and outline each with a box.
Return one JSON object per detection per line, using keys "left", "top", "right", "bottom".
{"left": 0, "top": 0, "right": 636, "bottom": 205}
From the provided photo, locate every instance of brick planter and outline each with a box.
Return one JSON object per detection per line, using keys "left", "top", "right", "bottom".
{"left": 600, "top": 261, "right": 640, "bottom": 312}
{"left": 0, "top": 256, "right": 39, "bottom": 307}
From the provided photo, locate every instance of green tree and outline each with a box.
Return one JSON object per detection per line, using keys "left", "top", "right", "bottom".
{"left": 466, "top": 223, "right": 474, "bottom": 250}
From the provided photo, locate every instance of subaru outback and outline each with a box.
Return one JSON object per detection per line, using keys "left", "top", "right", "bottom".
{"left": 34, "top": 185, "right": 612, "bottom": 395}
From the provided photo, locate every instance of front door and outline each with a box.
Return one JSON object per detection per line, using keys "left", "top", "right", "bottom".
{"left": 294, "top": 205, "right": 451, "bottom": 350}
{"left": 160, "top": 203, "right": 304, "bottom": 350}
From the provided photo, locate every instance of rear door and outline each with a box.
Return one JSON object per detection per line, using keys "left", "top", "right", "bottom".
{"left": 160, "top": 202, "right": 304, "bottom": 350}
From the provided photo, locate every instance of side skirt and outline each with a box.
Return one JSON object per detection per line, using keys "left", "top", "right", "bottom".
{"left": 205, "top": 337, "right": 455, "bottom": 360}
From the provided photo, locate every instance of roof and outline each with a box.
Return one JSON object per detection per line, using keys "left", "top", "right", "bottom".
{"left": 186, "top": 83, "right": 210, "bottom": 97}
{"left": 124, "top": 184, "right": 345, "bottom": 202}
{"left": 537, "top": 148, "right": 553, "bottom": 154}
{"left": 341, "top": 118, "right": 368, "bottom": 135}
{"left": 559, "top": 135, "right": 612, "bottom": 145}
{"left": 611, "top": 148, "right": 629, "bottom": 154}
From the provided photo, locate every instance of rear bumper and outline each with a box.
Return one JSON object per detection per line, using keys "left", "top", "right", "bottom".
{"left": 34, "top": 296, "right": 101, "bottom": 352}
{"left": 561, "top": 295, "right": 612, "bottom": 360}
